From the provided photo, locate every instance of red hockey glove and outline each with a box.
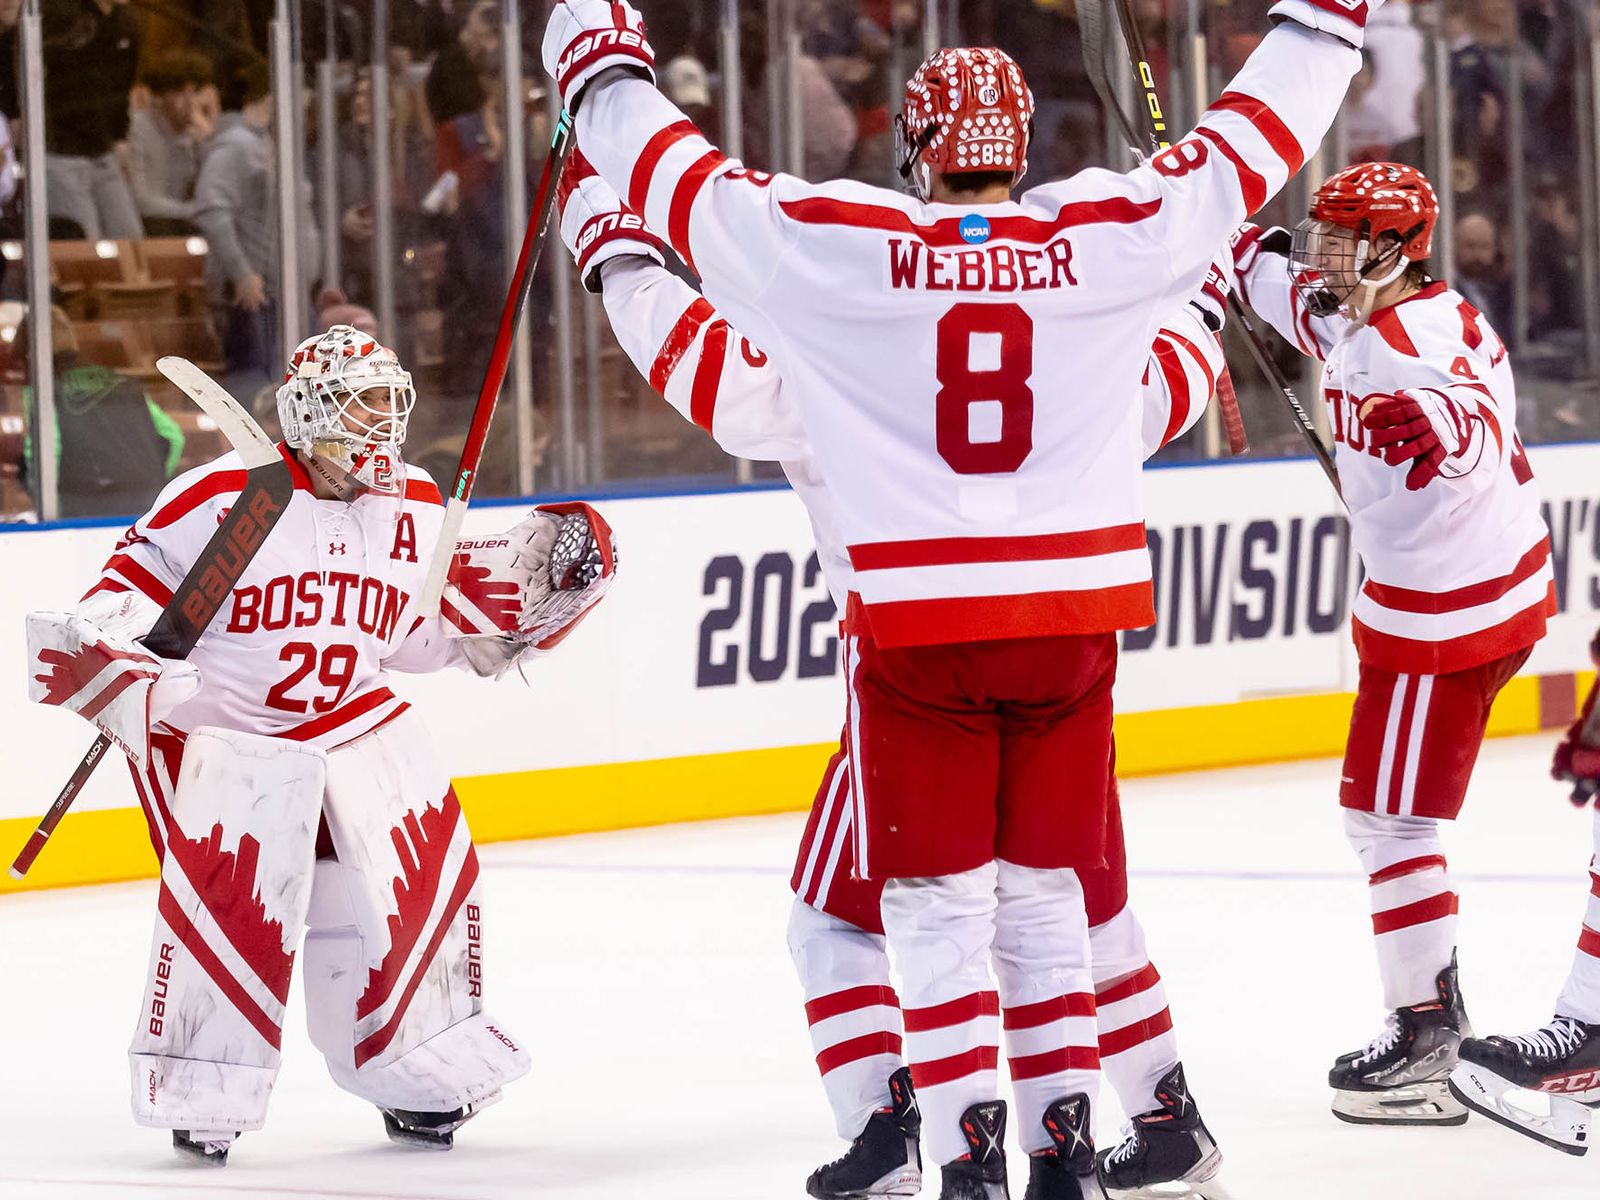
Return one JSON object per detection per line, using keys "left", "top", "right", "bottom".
{"left": 1358, "top": 392, "right": 1448, "bottom": 490}
{"left": 1269, "top": 0, "right": 1385, "bottom": 50}
{"left": 1189, "top": 255, "right": 1234, "bottom": 334}
{"left": 558, "top": 147, "right": 667, "bottom": 292}
{"left": 1554, "top": 631, "right": 1600, "bottom": 807}
{"left": 543, "top": 0, "right": 655, "bottom": 114}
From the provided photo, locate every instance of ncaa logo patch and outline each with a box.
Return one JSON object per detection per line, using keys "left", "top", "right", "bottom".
{"left": 960, "top": 215, "right": 991, "bottom": 245}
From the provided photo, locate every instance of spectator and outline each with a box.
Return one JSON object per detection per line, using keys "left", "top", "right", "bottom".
{"left": 661, "top": 56, "right": 714, "bottom": 130}
{"left": 316, "top": 287, "right": 379, "bottom": 336}
{"left": 1454, "top": 211, "right": 1513, "bottom": 339}
{"left": 737, "top": 9, "right": 856, "bottom": 181}
{"left": 193, "top": 55, "right": 320, "bottom": 399}
{"left": 19, "top": 305, "right": 183, "bottom": 517}
{"left": 425, "top": 0, "right": 501, "bottom": 126}
{"left": 41, "top": 0, "right": 143, "bottom": 240}
{"left": 1528, "top": 174, "right": 1581, "bottom": 339}
{"left": 127, "top": 50, "right": 213, "bottom": 235}
{"left": 0, "top": 0, "right": 20, "bottom": 126}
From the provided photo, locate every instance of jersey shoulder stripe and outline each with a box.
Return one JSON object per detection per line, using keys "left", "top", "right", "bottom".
{"left": 777, "top": 194, "right": 1162, "bottom": 248}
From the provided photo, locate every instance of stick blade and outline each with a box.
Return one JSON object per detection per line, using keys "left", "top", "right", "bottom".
{"left": 156, "top": 357, "right": 280, "bottom": 470}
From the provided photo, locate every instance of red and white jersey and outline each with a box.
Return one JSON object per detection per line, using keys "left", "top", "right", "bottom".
{"left": 598, "top": 257, "right": 1221, "bottom": 610}
{"left": 86, "top": 447, "right": 466, "bottom": 749}
{"left": 576, "top": 22, "right": 1358, "bottom": 646}
{"left": 1235, "top": 253, "right": 1553, "bottom": 674}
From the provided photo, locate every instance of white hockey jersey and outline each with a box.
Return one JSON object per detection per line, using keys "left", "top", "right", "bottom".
{"left": 575, "top": 22, "right": 1359, "bottom": 646}
{"left": 598, "top": 257, "right": 1222, "bottom": 610}
{"left": 85, "top": 448, "right": 467, "bottom": 749}
{"left": 1235, "top": 254, "right": 1553, "bottom": 674}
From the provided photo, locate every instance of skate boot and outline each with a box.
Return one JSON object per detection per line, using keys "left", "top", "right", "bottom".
{"left": 1328, "top": 956, "right": 1470, "bottom": 1125}
{"left": 381, "top": 1095, "right": 497, "bottom": 1150}
{"left": 172, "top": 1129, "right": 236, "bottom": 1166}
{"left": 1449, "top": 1015, "right": 1600, "bottom": 1155}
{"left": 938, "top": 1099, "right": 1009, "bottom": 1200}
{"left": 1023, "top": 1094, "right": 1099, "bottom": 1200}
{"left": 807, "top": 1067, "right": 923, "bottom": 1198}
{"left": 1098, "top": 1064, "right": 1227, "bottom": 1199}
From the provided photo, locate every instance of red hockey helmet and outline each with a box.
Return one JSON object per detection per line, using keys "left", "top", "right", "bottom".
{"left": 896, "top": 48, "right": 1035, "bottom": 201}
{"left": 1310, "top": 162, "right": 1439, "bottom": 261}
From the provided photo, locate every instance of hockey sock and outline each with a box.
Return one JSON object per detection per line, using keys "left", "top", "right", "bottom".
{"left": 1556, "top": 808, "right": 1600, "bottom": 1024}
{"left": 1344, "top": 809, "right": 1458, "bottom": 1009}
{"left": 1089, "top": 905, "right": 1178, "bottom": 1117}
{"left": 787, "top": 898, "right": 907, "bottom": 1140}
{"left": 992, "top": 860, "right": 1100, "bottom": 1154}
{"left": 881, "top": 864, "right": 1002, "bottom": 1167}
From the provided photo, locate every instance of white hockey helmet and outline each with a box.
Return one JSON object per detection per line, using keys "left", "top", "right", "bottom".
{"left": 276, "top": 325, "right": 415, "bottom": 494}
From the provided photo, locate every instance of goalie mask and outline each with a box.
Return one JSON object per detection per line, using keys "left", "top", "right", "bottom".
{"left": 277, "top": 325, "right": 415, "bottom": 494}
{"left": 1290, "top": 162, "right": 1438, "bottom": 318}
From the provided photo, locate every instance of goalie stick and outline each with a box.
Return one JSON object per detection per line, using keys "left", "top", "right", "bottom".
{"left": 418, "top": 108, "right": 577, "bottom": 618}
{"left": 8, "top": 359, "right": 292, "bottom": 880}
{"left": 1082, "top": 0, "right": 1342, "bottom": 488}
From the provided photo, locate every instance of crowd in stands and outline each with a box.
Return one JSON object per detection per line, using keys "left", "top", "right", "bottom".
{"left": 0, "top": 0, "right": 1593, "bottom": 513}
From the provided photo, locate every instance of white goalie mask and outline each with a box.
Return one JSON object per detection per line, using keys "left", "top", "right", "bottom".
{"left": 276, "top": 325, "right": 416, "bottom": 494}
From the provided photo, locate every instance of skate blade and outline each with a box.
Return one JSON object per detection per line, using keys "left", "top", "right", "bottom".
{"left": 1106, "top": 1149, "right": 1232, "bottom": 1200}
{"left": 809, "top": 1166, "right": 922, "bottom": 1199}
{"left": 1448, "top": 1062, "right": 1590, "bottom": 1156}
{"left": 1331, "top": 1079, "right": 1467, "bottom": 1126}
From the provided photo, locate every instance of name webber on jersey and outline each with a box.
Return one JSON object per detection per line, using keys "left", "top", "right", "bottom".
{"left": 885, "top": 235, "right": 1078, "bottom": 294}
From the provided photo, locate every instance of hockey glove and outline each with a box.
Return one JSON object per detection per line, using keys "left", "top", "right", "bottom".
{"left": 1358, "top": 390, "right": 1483, "bottom": 491}
{"left": 1268, "top": 0, "right": 1385, "bottom": 51}
{"left": 1553, "top": 630, "right": 1600, "bottom": 807}
{"left": 558, "top": 147, "right": 668, "bottom": 293}
{"left": 1230, "top": 223, "right": 1292, "bottom": 274}
{"left": 25, "top": 591, "right": 201, "bottom": 768}
{"left": 444, "top": 502, "right": 618, "bottom": 678}
{"left": 543, "top": 0, "right": 655, "bottom": 114}
{"left": 1189, "top": 254, "right": 1234, "bottom": 334}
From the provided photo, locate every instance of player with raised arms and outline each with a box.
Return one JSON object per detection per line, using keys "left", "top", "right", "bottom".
{"left": 1229, "top": 164, "right": 1553, "bottom": 1127}
{"left": 558, "top": 148, "right": 1231, "bottom": 1199}
{"left": 24, "top": 328, "right": 615, "bottom": 1163}
{"left": 544, "top": 1, "right": 1373, "bottom": 1194}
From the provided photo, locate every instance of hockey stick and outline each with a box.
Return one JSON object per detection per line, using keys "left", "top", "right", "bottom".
{"left": 1078, "top": 0, "right": 1248, "bottom": 459}
{"left": 1103, "top": 0, "right": 1341, "bottom": 485}
{"left": 8, "top": 361, "right": 293, "bottom": 880}
{"left": 418, "top": 108, "right": 577, "bottom": 618}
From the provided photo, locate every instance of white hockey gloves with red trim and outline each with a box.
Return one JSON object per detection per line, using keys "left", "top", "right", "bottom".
{"left": 558, "top": 147, "right": 667, "bottom": 293}
{"left": 443, "top": 502, "right": 618, "bottom": 678}
{"left": 1269, "top": 0, "right": 1386, "bottom": 50}
{"left": 543, "top": 0, "right": 655, "bottom": 114}
{"left": 25, "top": 591, "right": 201, "bottom": 767}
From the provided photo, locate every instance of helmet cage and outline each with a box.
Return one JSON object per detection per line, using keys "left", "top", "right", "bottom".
{"left": 1290, "top": 217, "right": 1414, "bottom": 319}
{"left": 277, "top": 326, "right": 416, "bottom": 495}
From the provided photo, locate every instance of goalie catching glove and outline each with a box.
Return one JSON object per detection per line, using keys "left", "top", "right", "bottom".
{"left": 25, "top": 591, "right": 201, "bottom": 767}
{"left": 442, "top": 502, "right": 618, "bottom": 678}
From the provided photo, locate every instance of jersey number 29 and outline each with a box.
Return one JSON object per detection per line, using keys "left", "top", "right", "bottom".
{"left": 936, "top": 302, "right": 1035, "bottom": 475}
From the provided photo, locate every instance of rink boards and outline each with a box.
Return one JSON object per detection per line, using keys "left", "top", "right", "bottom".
{"left": 2, "top": 445, "right": 1596, "bottom": 893}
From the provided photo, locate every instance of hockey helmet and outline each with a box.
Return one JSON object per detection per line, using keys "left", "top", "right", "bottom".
{"left": 1290, "top": 162, "right": 1438, "bottom": 316}
{"left": 276, "top": 325, "right": 415, "bottom": 495}
{"left": 896, "top": 48, "right": 1035, "bottom": 202}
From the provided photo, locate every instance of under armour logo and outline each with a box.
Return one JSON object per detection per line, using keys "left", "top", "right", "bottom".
{"left": 329, "top": 542, "right": 347, "bottom": 556}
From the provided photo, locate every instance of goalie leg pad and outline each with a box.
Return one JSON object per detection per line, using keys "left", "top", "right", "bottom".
{"left": 308, "top": 711, "right": 530, "bottom": 1110}
{"left": 129, "top": 727, "right": 326, "bottom": 1130}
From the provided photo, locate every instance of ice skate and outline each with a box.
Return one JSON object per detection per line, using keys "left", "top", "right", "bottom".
{"left": 938, "top": 1100, "right": 1009, "bottom": 1200}
{"left": 807, "top": 1067, "right": 923, "bottom": 1198}
{"left": 1448, "top": 1016, "right": 1600, "bottom": 1155}
{"left": 381, "top": 1095, "right": 497, "bottom": 1150}
{"left": 172, "top": 1129, "right": 236, "bottom": 1166}
{"left": 1023, "top": 1094, "right": 1100, "bottom": 1200}
{"left": 1098, "top": 1064, "right": 1228, "bottom": 1199}
{"left": 1329, "top": 958, "right": 1470, "bottom": 1125}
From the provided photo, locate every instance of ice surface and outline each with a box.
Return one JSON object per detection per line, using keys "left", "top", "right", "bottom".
{"left": 2, "top": 734, "right": 1595, "bottom": 1198}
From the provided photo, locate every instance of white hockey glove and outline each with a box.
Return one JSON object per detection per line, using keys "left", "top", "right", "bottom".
{"left": 1189, "top": 254, "right": 1235, "bottom": 335}
{"left": 559, "top": 146, "right": 668, "bottom": 293}
{"left": 1230, "top": 222, "right": 1292, "bottom": 276}
{"left": 1268, "top": 0, "right": 1385, "bottom": 50}
{"left": 443, "top": 502, "right": 618, "bottom": 679}
{"left": 26, "top": 591, "right": 201, "bottom": 767}
{"left": 543, "top": 0, "right": 655, "bottom": 114}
